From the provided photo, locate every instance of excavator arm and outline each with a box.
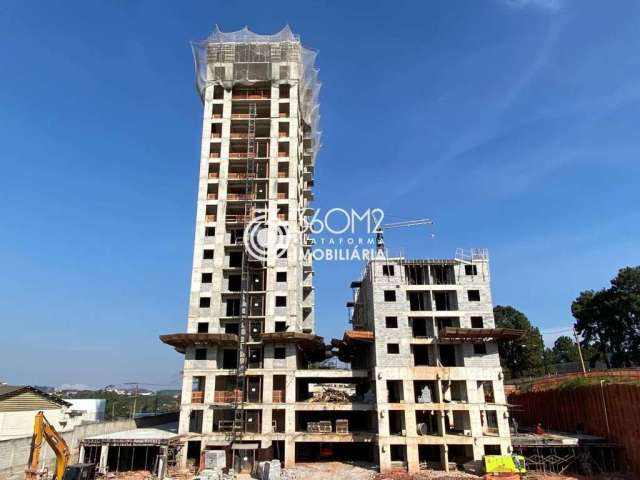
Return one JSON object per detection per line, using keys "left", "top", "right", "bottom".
{"left": 26, "top": 411, "right": 70, "bottom": 480}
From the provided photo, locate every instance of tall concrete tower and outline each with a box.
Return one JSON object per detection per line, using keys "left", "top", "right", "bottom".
{"left": 161, "top": 26, "right": 321, "bottom": 472}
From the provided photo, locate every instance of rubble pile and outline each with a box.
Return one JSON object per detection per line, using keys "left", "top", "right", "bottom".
{"left": 308, "top": 387, "right": 354, "bottom": 403}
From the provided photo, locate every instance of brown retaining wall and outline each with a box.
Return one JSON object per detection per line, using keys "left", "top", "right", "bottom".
{"left": 508, "top": 383, "right": 640, "bottom": 476}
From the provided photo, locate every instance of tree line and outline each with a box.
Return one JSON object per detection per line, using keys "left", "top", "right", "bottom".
{"left": 494, "top": 266, "right": 640, "bottom": 379}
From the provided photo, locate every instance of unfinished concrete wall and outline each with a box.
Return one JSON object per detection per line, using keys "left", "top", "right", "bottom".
{"left": 509, "top": 383, "right": 640, "bottom": 477}
{"left": 0, "top": 418, "right": 136, "bottom": 480}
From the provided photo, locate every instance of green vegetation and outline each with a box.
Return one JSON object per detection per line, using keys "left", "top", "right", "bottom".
{"left": 572, "top": 266, "right": 640, "bottom": 368}
{"left": 494, "top": 305, "right": 546, "bottom": 379}
{"left": 68, "top": 389, "right": 180, "bottom": 419}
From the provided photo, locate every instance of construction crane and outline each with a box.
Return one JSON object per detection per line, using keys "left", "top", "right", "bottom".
{"left": 375, "top": 218, "right": 434, "bottom": 254}
{"left": 25, "top": 411, "right": 95, "bottom": 480}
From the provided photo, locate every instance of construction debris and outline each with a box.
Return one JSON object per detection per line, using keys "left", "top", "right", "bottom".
{"left": 307, "top": 387, "right": 354, "bottom": 403}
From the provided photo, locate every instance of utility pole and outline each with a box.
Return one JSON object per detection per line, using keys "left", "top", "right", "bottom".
{"left": 129, "top": 383, "right": 139, "bottom": 419}
{"left": 573, "top": 328, "right": 587, "bottom": 377}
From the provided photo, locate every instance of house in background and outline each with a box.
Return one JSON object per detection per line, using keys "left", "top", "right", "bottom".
{"left": 0, "top": 385, "right": 84, "bottom": 439}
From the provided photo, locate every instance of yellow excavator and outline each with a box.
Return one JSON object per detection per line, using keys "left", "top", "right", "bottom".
{"left": 25, "top": 411, "right": 95, "bottom": 480}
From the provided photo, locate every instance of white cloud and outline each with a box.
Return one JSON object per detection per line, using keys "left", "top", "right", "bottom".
{"left": 502, "top": 0, "right": 563, "bottom": 13}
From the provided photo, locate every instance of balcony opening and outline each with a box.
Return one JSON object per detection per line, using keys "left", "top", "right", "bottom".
{"left": 295, "top": 442, "right": 375, "bottom": 463}
{"left": 194, "top": 348, "right": 207, "bottom": 361}
{"left": 212, "top": 409, "right": 235, "bottom": 432}
{"left": 208, "top": 164, "right": 219, "bottom": 178}
{"left": 249, "top": 320, "right": 263, "bottom": 341}
{"left": 228, "top": 251, "right": 242, "bottom": 268}
{"left": 484, "top": 445, "right": 502, "bottom": 455}
{"left": 227, "top": 274, "right": 241, "bottom": 292}
{"left": 188, "top": 410, "right": 203, "bottom": 433}
{"left": 231, "top": 104, "right": 269, "bottom": 119}
{"left": 245, "top": 376, "right": 262, "bottom": 403}
{"left": 205, "top": 226, "right": 215, "bottom": 237}
{"left": 416, "top": 410, "right": 440, "bottom": 436}
{"left": 433, "top": 291, "right": 458, "bottom": 311}
{"left": 226, "top": 298, "right": 240, "bottom": 317}
{"left": 405, "top": 265, "right": 429, "bottom": 285}
{"left": 277, "top": 163, "right": 289, "bottom": 178}
{"left": 232, "top": 85, "right": 270, "bottom": 100}
{"left": 205, "top": 205, "right": 217, "bottom": 223}
{"left": 224, "top": 322, "right": 239, "bottom": 335}
{"left": 448, "top": 445, "right": 474, "bottom": 469}
{"left": 478, "top": 381, "right": 495, "bottom": 403}
{"left": 248, "top": 346, "right": 263, "bottom": 368}
{"left": 214, "top": 376, "right": 241, "bottom": 403}
{"left": 191, "top": 376, "right": 205, "bottom": 404}
{"left": 249, "top": 295, "right": 265, "bottom": 316}
{"left": 296, "top": 411, "right": 375, "bottom": 434}
{"left": 279, "top": 103, "right": 289, "bottom": 118}
{"left": 229, "top": 229, "right": 243, "bottom": 245}
{"left": 430, "top": 265, "right": 455, "bottom": 285}
{"left": 222, "top": 349, "right": 238, "bottom": 369}
{"left": 435, "top": 317, "right": 460, "bottom": 330}
{"left": 388, "top": 410, "right": 406, "bottom": 436}
{"left": 438, "top": 344, "right": 461, "bottom": 367}
{"left": 278, "top": 142, "right": 289, "bottom": 158}
{"left": 482, "top": 411, "right": 499, "bottom": 435}
{"left": 279, "top": 84, "right": 290, "bottom": 99}
{"left": 410, "top": 317, "right": 433, "bottom": 337}
{"left": 212, "top": 104, "right": 223, "bottom": 118}
{"left": 386, "top": 343, "right": 400, "bottom": 354}
{"left": 408, "top": 291, "right": 430, "bottom": 311}
{"left": 275, "top": 321, "right": 287, "bottom": 332}
{"left": 414, "top": 380, "right": 438, "bottom": 403}
{"left": 273, "top": 375, "right": 286, "bottom": 403}
{"left": 272, "top": 409, "right": 285, "bottom": 432}
{"left": 442, "top": 380, "right": 467, "bottom": 402}
{"left": 390, "top": 445, "right": 407, "bottom": 465}
{"left": 276, "top": 205, "right": 288, "bottom": 221}
{"left": 207, "top": 184, "right": 218, "bottom": 200}
{"left": 277, "top": 183, "right": 288, "bottom": 200}
{"left": 412, "top": 344, "right": 435, "bottom": 366}
{"left": 210, "top": 123, "right": 222, "bottom": 138}
{"left": 278, "top": 122, "right": 289, "bottom": 138}
{"left": 386, "top": 380, "right": 403, "bottom": 403}
{"left": 418, "top": 445, "right": 443, "bottom": 470}
{"left": 212, "top": 85, "right": 224, "bottom": 99}
{"left": 274, "top": 347, "right": 286, "bottom": 360}
{"left": 444, "top": 411, "right": 472, "bottom": 436}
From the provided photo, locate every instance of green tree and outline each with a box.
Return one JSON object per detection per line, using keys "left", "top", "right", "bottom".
{"left": 572, "top": 266, "right": 640, "bottom": 368}
{"left": 493, "top": 305, "right": 546, "bottom": 379}
{"left": 551, "top": 336, "right": 580, "bottom": 364}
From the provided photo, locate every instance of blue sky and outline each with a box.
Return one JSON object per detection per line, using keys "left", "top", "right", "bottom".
{"left": 1, "top": 0, "right": 639, "bottom": 388}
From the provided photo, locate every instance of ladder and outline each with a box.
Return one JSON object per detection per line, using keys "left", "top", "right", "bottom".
{"left": 230, "top": 103, "right": 258, "bottom": 452}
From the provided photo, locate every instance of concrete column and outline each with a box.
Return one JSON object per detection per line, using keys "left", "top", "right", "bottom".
{"left": 98, "top": 445, "right": 109, "bottom": 474}
{"left": 378, "top": 443, "right": 391, "bottom": 473}
{"left": 441, "top": 444, "right": 449, "bottom": 472}
{"left": 284, "top": 440, "right": 295, "bottom": 468}
{"left": 78, "top": 444, "right": 85, "bottom": 463}
{"left": 406, "top": 442, "right": 419, "bottom": 473}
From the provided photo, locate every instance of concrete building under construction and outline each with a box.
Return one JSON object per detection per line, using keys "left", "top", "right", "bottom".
{"left": 160, "top": 26, "right": 523, "bottom": 475}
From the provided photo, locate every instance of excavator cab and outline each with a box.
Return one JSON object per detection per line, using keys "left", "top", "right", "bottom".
{"left": 61, "top": 463, "right": 96, "bottom": 480}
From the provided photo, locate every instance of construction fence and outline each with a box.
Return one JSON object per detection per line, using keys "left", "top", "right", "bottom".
{"left": 508, "top": 383, "right": 640, "bottom": 477}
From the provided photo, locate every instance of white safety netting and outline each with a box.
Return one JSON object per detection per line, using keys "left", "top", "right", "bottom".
{"left": 191, "top": 25, "right": 321, "bottom": 164}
